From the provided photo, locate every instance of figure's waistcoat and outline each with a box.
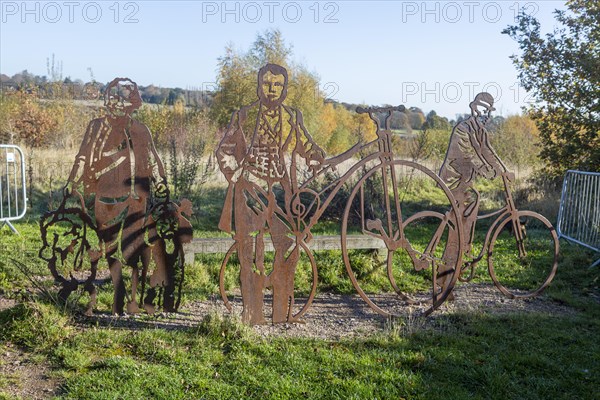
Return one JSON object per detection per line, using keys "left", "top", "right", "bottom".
{"left": 245, "top": 109, "right": 288, "bottom": 180}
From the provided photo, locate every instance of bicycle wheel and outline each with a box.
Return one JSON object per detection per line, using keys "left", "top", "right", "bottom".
{"left": 400, "top": 211, "right": 461, "bottom": 307}
{"left": 39, "top": 206, "right": 100, "bottom": 313}
{"left": 488, "top": 211, "right": 559, "bottom": 298}
{"left": 219, "top": 240, "right": 318, "bottom": 321}
{"left": 219, "top": 243, "right": 239, "bottom": 313}
{"left": 342, "top": 160, "right": 462, "bottom": 316}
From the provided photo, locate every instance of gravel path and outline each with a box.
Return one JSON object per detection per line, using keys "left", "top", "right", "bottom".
{"left": 85, "top": 283, "right": 577, "bottom": 340}
{"left": 0, "top": 344, "right": 59, "bottom": 400}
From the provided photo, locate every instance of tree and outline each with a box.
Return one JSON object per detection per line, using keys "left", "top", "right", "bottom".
{"left": 285, "top": 64, "right": 324, "bottom": 136}
{"left": 247, "top": 29, "right": 292, "bottom": 69}
{"left": 210, "top": 30, "right": 296, "bottom": 128}
{"left": 210, "top": 44, "right": 256, "bottom": 127}
{"left": 408, "top": 129, "right": 433, "bottom": 163}
{"left": 319, "top": 103, "right": 338, "bottom": 148}
{"left": 423, "top": 110, "right": 451, "bottom": 131}
{"left": 0, "top": 92, "right": 21, "bottom": 143}
{"left": 503, "top": 0, "right": 600, "bottom": 179}
{"left": 389, "top": 111, "right": 411, "bottom": 132}
{"left": 407, "top": 107, "right": 426, "bottom": 130}
{"left": 486, "top": 115, "right": 505, "bottom": 133}
{"left": 211, "top": 29, "right": 377, "bottom": 155}
{"left": 11, "top": 93, "right": 58, "bottom": 147}
{"left": 491, "top": 115, "right": 541, "bottom": 178}
{"left": 352, "top": 111, "right": 377, "bottom": 144}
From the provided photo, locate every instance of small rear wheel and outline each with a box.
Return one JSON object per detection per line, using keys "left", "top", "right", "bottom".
{"left": 400, "top": 210, "right": 461, "bottom": 313}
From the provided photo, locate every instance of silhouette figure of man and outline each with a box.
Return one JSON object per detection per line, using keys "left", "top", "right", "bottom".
{"left": 217, "top": 64, "right": 325, "bottom": 324}
{"left": 438, "top": 92, "right": 513, "bottom": 291}
{"left": 65, "top": 78, "right": 170, "bottom": 314}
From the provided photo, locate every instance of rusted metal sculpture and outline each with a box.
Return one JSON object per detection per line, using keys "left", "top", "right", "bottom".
{"left": 339, "top": 107, "right": 463, "bottom": 317}
{"left": 218, "top": 64, "right": 464, "bottom": 324}
{"left": 435, "top": 92, "right": 511, "bottom": 295}
{"left": 40, "top": 78, "right": 192, "bottom": 315}
{"left": 216, "top": 64, "right": 328, "bottom": 324}
{"left": 436, "top": 93, "right": 558, "bottom": 297}
{"left": 218, "top": 71, "right": 561, "bottom": 323}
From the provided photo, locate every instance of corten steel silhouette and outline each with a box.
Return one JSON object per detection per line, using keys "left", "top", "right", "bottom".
{"left": 40, "top": 78, "right": 192, "bottom": 315}
{"left": 217, "top": 64, "right": 328, "bottom": 325}
{"left": 218, "top": 65, "right": 464, "bottom": 323}
{"left": 428, "top": 92, "right": 559, "bottom": 298}
{"left": 340, "top": 106, "right": 463, "bottom": 316}
{"left": 437, "top": 93, "right": 512, "bottom": 291}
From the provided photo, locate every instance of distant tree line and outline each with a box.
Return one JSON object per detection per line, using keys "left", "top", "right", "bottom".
{"left": 0, "top": 28, "right": 543, "bottom": 182}
{"left": 0, "top": 71, "right": 213, "bottom": 107}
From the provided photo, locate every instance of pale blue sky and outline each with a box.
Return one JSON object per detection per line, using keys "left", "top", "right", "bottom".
{"left": 1, "top": 0, "right": 566, "bottom": 118}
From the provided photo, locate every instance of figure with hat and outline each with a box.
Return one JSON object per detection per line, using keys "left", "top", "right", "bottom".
{"left": 438, "top": 92, "right": 514, "bottom": 294}
{"left": 50, "top": 78, "right": 191, "bottom": 315}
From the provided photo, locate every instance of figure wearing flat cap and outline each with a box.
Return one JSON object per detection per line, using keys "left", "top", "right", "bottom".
{"left": 438, "top": 92, "right": 513, "bottom": 291}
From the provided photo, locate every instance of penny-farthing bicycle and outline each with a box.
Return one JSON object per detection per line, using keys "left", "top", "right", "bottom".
{"left": 339, "top": 106, "right": 464, "bottom": 316}
{"left": 220, "top": 106, "right": 465, "bottom": 319}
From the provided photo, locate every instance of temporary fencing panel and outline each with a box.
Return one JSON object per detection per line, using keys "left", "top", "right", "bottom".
{"left": 0, "top": 144, "right": 27, "bottom": 233}
{"left": 557, "top": 170, "right": 600, "bottom": 268}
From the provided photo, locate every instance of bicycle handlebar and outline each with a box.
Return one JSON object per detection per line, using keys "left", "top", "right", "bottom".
{"left": 356, "top": 105, "right": 406, "bottom": 115}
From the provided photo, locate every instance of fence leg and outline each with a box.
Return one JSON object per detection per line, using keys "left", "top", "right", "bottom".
{"left": 0, "top": 221, "right": 19, "bottom": 235}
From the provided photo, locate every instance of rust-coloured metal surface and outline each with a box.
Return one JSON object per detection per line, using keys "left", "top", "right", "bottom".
{"left": 437, "top": 92, "right": 511, "bottom": 294}
{"left": 217, "top": 64, "right": 464, "bottom": 324}
{"left": 340, "top": 106, "right": 463, "bottom": 317}
{"left": 439, "top": 92, "right": 558, "bottom": 298}
{"left": 40, "top": 78, "right": 192, "bottom": 315}
{"left": 439, "top": 93, "right": 509, "bottom": 251}
{"left": 216, "top": 64, "right": 328, "bottom": 324}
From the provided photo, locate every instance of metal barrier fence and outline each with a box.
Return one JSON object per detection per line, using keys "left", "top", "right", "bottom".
{"left": 0, "top": 144, "right": 27, "bottom": 234}
{"left": 557, "top": 170, "right": 600, "bottom": 268}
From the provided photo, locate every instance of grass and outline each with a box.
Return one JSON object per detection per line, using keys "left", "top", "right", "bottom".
{"left": 0, "top": 296, "right": 598, "bottom": 399}
{"left": 1, "top": 220, "right": 599, "bottom": 399}
{"left": 1, "top": 177, "right": 599, "bottom": 398}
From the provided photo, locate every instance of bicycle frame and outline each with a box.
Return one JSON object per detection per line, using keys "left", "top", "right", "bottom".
{"left": 461, "top": 173, "right": 527, "bottom": 280}
{"left": 219, "top": 96, "right": 464, "bottom": 321}
{"left": 296, "top": 105, "right": 464, "bottom": 271}
{"left": 294, "top": 106, "right": 407, "bottom": 239}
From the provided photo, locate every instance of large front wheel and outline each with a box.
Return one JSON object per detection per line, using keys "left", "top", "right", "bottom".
{"left": 341, "top": 160, "right": 463, "bottom": 316}
{"left": 488, "top": 211, "right": 559, "bottom": 298}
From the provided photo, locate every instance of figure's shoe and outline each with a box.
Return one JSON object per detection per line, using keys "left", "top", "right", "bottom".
{"left": 143, "top": 303, "right": 156, "bottom": 315}
{"left": 126, "top": 301, "right": 142, "bottom": 314}
{"left": 286, "top": 317, "right": 307, "bottom": 324}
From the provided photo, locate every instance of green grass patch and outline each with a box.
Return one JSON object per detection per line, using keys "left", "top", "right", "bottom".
{"left": 1, "top": 193, "right": 599, "bottom": 398}
{"left": 0, "top": 301, "right": 598, "bottom": 399}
